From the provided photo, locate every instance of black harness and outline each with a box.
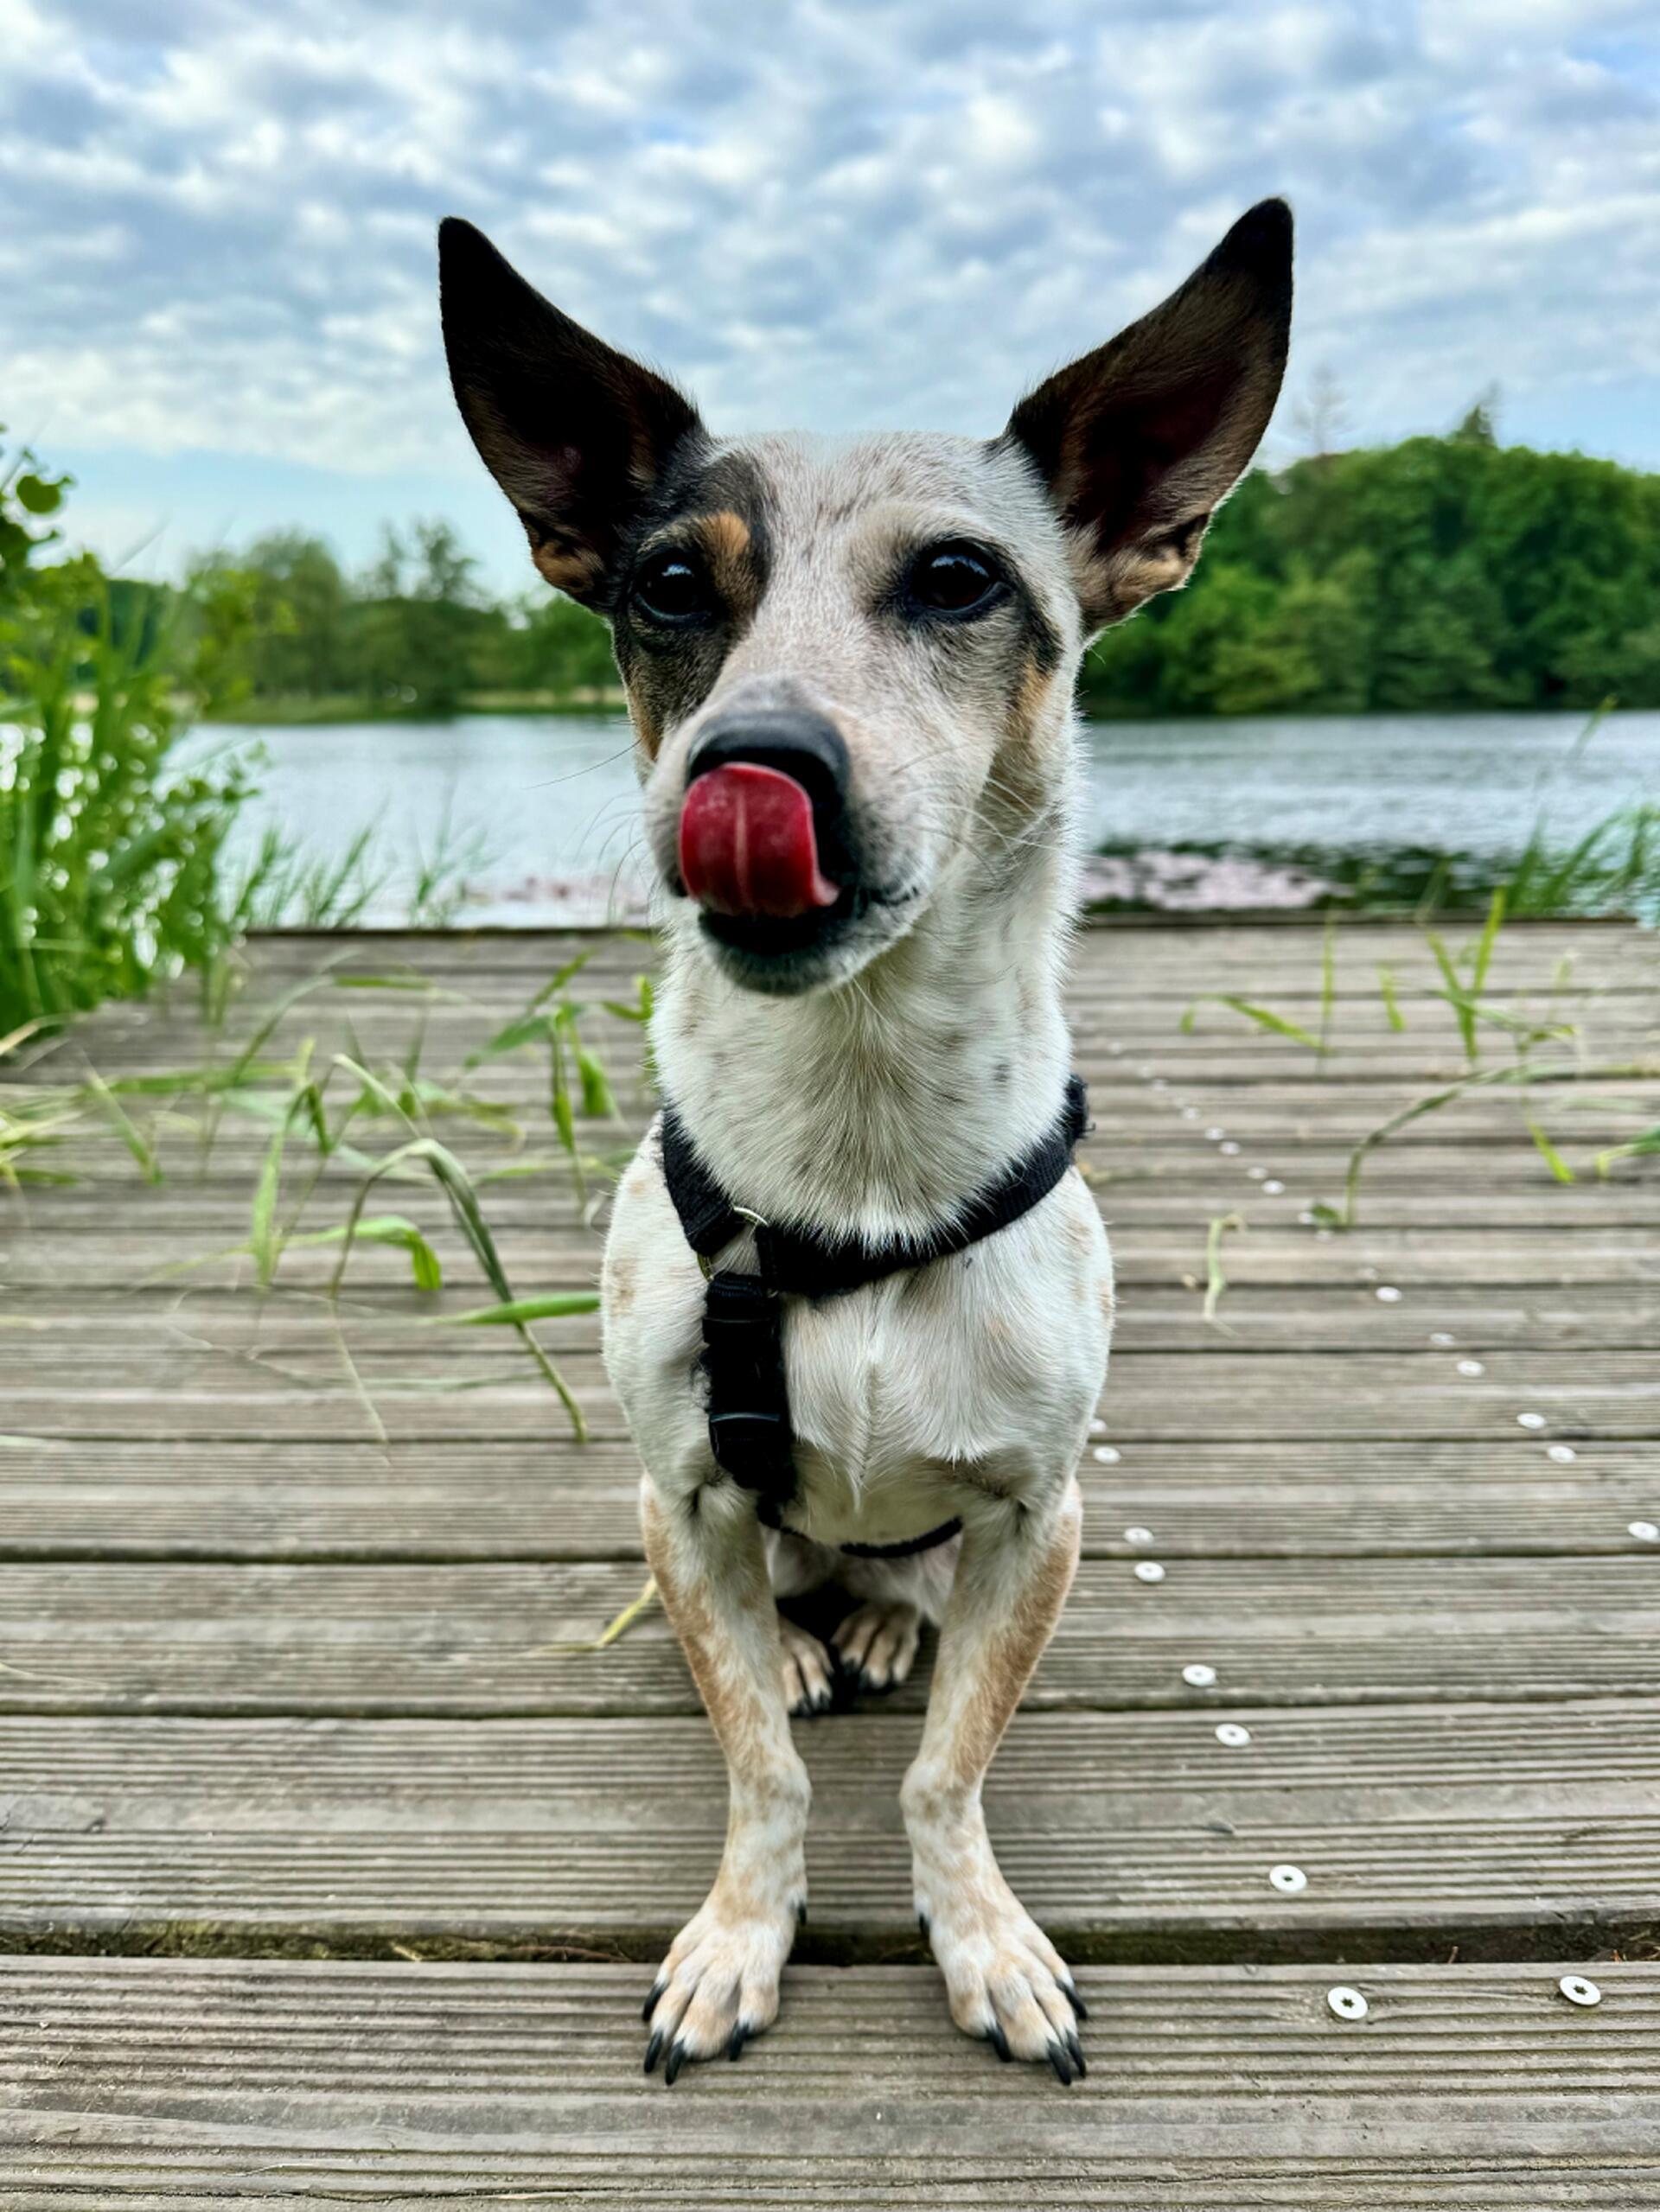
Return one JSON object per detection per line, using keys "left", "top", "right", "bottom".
{"left": 659, "top": 1075, "right": 1089, "bottom": 1558}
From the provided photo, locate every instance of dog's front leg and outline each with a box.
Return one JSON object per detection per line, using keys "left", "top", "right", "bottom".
{"left": 903, "top": 1477, "right": 1087, "bottom": 2081}
{"left": 640, "top": 1480, "right": 809, "bottom": 2081}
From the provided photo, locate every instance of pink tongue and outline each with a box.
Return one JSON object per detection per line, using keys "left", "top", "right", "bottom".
{"left": 679, "top": 762, "right": 840, "bottom": 920}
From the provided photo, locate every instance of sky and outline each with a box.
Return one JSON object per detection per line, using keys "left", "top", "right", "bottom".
{"left": 4, "top": 0, "right": 1660, "bottom": 595}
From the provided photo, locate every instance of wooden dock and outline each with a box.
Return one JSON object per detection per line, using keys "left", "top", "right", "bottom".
{"left": 3, "top": 916, "right": 1658, "bottom": 2206}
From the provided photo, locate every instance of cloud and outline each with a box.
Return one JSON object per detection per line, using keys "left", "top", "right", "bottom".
{"left": 3, "top": 0, "right": 1658, "bottom": 580}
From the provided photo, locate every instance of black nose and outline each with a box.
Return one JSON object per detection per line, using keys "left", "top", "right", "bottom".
{"left": 687, "top": 709, "right": 854, "bottom": 879}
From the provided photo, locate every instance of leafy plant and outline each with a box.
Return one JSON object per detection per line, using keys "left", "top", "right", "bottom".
{"left": 465, "top": 953, "right": 626, "bottom": 1199}
{"left": 0, "top": 435, "right": 266, "bottom": 1031}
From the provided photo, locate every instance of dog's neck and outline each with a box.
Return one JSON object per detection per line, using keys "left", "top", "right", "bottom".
{"left": 652, "top": 838, "right": 1078, "bottom": 1246}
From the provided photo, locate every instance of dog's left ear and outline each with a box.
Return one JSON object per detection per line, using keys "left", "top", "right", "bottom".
{"left": 438, "top": 217, "right": 704, "bottom": 607}
{"left": 1005, "top": 198, "right": 1292, "bottom": 632}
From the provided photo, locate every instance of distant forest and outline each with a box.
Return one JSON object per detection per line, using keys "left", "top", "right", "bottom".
{"left": 1081, "top": 406, "right": 1660, "bottom": 717}
{"left": 180, "top": 410, "right": 1660, "bottom": 720}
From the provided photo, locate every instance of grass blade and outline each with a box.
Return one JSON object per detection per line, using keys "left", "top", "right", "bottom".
{"left": 1472, "top": 885, "right": 1507, "bottom": 994}
{"left": 1203, "top": 1211, "right": 1245, "bottom": 1326}
{"left": 1180, "top": 996, "right": 1323, "bottom": 1053}
{"left": 434, "top": 1293, "right": 602, "bottom": 1326}
{"left": 591, "top": 1575, "right": 659, "bottom": 1650}
{"left": 79, "top": 1066, "right": 162, "bottom": 1183}
{"left": 1524, "top": 1119, "right": 1576, "bottom": 1184}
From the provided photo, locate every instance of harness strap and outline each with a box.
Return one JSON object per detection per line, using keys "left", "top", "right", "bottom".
{"left": 662, "top": 1075, "right": 1089, "bottom": 1297}
{"left": 661, "top": 1077, "right": 1090, "bottom": 1526}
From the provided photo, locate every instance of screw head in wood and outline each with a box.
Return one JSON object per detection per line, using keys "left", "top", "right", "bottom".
{"left": 1133, "top": 1560, "right": 1165, "bottom": 1583}
{"left": 1269, "top": 1864, "right": 1307, "bottom": 1895}
{"left": 1327, "top": 1986, "right": 1368, "bottom": 2020}
{"left": 1181, "top": 1663, "right": 1217, "bottom": 1687}
{"left": 1216, "top": 1723, "right": 1252, "bottom": 1747}
{"left": 1558, "top": 1974, "right": 1600, "bottom": 2007}
{"left": 1629, "top": 1520, "right": 1659, "bottom": 1544}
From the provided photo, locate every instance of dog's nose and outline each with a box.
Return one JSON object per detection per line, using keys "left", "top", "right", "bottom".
{"left": 686, "top": 709, "right": 850, "bottom": 819}
{"left": 680, "top": 710, "right": 855, "bottom": 920}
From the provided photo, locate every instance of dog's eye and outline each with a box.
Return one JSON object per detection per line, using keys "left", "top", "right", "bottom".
{"left": 904, "top": 542, "right": 1005, "bottom": 618}
{"left": 634, "top": 550, "right": 716, "bottom": 622}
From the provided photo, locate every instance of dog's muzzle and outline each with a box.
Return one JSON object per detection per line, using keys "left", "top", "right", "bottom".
{"left": 678, "top": 709, "right": 853, "bottom": 925}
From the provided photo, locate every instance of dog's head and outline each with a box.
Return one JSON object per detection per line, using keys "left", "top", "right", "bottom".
{"left": 440, "top": 202, "right": 1290, "bottom": 995}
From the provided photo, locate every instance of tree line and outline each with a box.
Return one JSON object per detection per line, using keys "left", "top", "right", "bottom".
{"left": 1081, "top": 406, "right": 1660, "bottom": 716}
{"left": 105, "top": 411, "right": 1660, "bottom": 720}
{"left": 186, "top": 519, "right": 616, "bottom": 718}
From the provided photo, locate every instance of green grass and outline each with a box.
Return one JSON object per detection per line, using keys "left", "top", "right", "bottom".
{"left": 0, "top": 564, "right": 256, "bottom": 1033}
{"left": 1183, "top": 882, "right": 1657, "bottom": 1272}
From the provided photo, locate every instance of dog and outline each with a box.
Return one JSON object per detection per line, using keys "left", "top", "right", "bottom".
{"left": 439, "top": 199, "right": 1291, "bottom": 2084}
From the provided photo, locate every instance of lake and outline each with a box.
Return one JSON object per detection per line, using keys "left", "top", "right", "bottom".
{"left": 211, "top": 708, "right": 1660, "bottom": 925}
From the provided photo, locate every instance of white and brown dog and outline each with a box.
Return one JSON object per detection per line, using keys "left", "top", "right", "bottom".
{"left": 440, "top": 201, "right": 1291, "bottom": 2084}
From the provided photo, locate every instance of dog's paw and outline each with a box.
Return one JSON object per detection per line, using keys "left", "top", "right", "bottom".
{"left": 832, "top": 1599, "right": 921, "bottom": 1695}
{"left": 642, "top": 1891, "right": 801, "bottom": 2083}
{"left": 917, "top": 1866, "right": 1087, "bottom": 2083}
{"left": 779, "top": 1616, "right": 835, "bottom": 1716}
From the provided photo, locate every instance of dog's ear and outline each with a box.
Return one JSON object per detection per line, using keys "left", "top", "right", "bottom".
{"left": 1005, "top": 198, "right": 1292, "bottom": 632}
{"left": 438, "top": 217, "right": 703, "bottom": 608}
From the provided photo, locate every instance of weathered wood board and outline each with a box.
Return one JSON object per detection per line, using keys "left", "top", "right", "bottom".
{"left": 1, "top": 918, "right": 1657, "bottom": 2201}
{"left": 1, "top": 1959, "right": 1656, "bottom": 2209}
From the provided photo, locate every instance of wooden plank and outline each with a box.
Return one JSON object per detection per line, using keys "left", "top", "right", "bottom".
{"left": 7, "top": 1278, "right": 1660, "bottom": 1349}
{"left": 9, "top": 1225, "right": 1660, "bottom": 1294}
{"left": 0, "top": 1958, "right": 1655, "bottom": 2209}
{"left": 2, "top": 1557, "right": 1657, "bottom": 1717}
{"left": 29, "top": 1087, "right": 1660, "bottom": 1159}
{"left": 9, "top": 1150, "right": 1659, "bottom": 1222}
{"left": 3, "top": 1704, "right": 1657, "bottom": 1955}
{"left": 3, "top": 1347, "right": 1653, "bottom": 1445}
{"left": 10, "top": 1133, "right": 1659, "bottom": 1206}
{"left": 3, "top": 1438, "right": 1655, "bottom": 1563}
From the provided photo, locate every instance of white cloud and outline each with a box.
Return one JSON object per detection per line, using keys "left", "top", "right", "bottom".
{"left": 3, "top": 0, "right": 1658, "bottom": 579}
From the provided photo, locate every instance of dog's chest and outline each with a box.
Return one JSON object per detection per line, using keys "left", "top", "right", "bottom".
{"left": 603, "top": 1139, "right": 1113, "bottom": 1549}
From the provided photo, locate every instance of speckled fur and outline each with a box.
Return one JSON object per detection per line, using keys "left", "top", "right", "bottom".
{"left": 603, "top": 428, "right": 1113, "bottom": 2080}
{"left": 439, "top": 200, "right": 1291, "bottom": 2086}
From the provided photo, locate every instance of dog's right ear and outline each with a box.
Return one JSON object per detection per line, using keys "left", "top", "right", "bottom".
{"left": 1004, "top": 198, "right": 1292, "bottom": 633}
{"left": 438, "top": 218, "right": 704, "bottom": 607}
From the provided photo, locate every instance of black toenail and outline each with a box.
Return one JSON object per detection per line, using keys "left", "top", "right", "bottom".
{"left": 728, "top": 2021, "right": 751, "bottom": 2060}
{"left": 642, "top": 1978, "right": 665, "bottom": 2023}
{"left": 1067, "top": 2030, "right": 1086, "bottom": 2076}
{"left": 1063, "top": 1981, "right": 1089, "bottom": 2021}
{"left": 1046, "top": 2039, "right": 1074, "bottom": 2085}
{"left": 643, "top": 2030, "right": 663, "bottom": 2075}
{"left": 665, "top": 2040, "right": 688, "bottom": 2086}
{"left": 986, "top": 2020, "right": 1011, "bottom": 2062}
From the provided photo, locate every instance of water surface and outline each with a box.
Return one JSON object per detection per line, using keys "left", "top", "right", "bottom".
{"left": 214, "top": 708, "right": 1660, "bottom": 924}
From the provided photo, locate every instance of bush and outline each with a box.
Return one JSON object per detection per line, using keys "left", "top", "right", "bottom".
{"left": 0, "top": 434, "right": 259, "bottom": 1032}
